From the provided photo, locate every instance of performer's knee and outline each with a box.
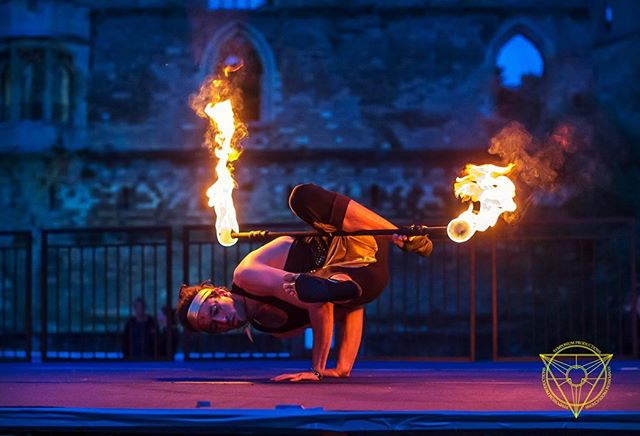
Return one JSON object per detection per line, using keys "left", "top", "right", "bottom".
{"left": 288, "top": 183, "right": 317, "bottom": 215}
{"left": 288, "top": 183, "right": 350, "bottom": 228}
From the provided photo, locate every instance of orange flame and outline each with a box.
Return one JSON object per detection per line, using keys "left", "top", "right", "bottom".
{"left": 191, "top": 68, "right": 247, "bottom": 247}
{"left": 447, "top": 163, "right": 517, "bottom": 243}
{"left": 204, "top": 100, "right": 240, "bottom": 246}
{"left": 223, "top": 59, "right": 244, "bottom": 77}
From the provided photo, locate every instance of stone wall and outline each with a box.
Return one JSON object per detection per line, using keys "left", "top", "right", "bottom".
{"left": 0, "top": 0, "right": 638, "bottom": 231}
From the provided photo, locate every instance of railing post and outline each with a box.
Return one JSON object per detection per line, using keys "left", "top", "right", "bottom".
{"left": 40, "top": 230, "right": 48, "bottom": 362}
{"left": 491, "top": 233, "right": 498, "bottom": 362}
{"left": 469, "top": 238, "right": 476, "bottom": 362}
{"left": 165, "top": 226, "right": 173, "bottom": 361}
{"left": 182, "top": 226, "right": 190, "bottom": 360}
{"left": 25, "top": 231, "right": 33, "bottom": 362}
{"left": 631, "top": 219, "right": 637, "bottom": 358}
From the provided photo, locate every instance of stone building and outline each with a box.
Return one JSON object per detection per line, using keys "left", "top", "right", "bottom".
{"left": 0, "top": 0, "right": 638, "bottom": 231}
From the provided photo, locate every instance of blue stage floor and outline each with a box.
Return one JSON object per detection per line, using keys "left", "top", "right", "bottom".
{"left": 0, "top": 360, "right": 639, "bottom": 433}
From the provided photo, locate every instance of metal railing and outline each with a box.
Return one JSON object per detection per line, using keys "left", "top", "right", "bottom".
{"left": 491, "top": 218, "right": 637, "bottom": 360}
{"left": 40, "top": 227, "right": 173, "bottom": 361}
{"left": 360, "top": 234, "right": 475, "bottom": 360}
{"left": 0, "top": 231, "right": 32, "bottom": 361}
{"left": 6, "top": 218, "right": 637, "bottom": 362}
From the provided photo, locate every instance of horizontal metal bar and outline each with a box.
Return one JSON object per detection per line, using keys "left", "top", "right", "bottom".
{"left": 46, "top": 242, "right": 169, "bottom": 249}
{"left": 0, "top": 231, "right": 32, "bottom": 237}
{"left": 41, "top": 226, "right": 172, "bottom": 235}
{"left": 231, "top": 226, "right": 448, "bottom": 240}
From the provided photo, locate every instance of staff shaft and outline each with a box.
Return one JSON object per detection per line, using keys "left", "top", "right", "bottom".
{"left": 230, "top": 226, "right": 447, "bottom": 240}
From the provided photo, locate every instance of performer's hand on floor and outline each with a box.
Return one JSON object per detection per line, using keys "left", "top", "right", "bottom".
{"left": 271, "top": 372, "right": 321, "bottom": 382}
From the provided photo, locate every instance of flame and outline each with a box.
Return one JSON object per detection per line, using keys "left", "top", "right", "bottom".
{"left": 447, "top": 163, "right": 517, "bottom": 243}
{"left": 204, "top": 100, "right": 240, "bottom": 246}
{"left": 223, "top": 59, "right": 244, "bottom": 76}
{"left": 191, "top": 62, "right": 247, "bottom": 247}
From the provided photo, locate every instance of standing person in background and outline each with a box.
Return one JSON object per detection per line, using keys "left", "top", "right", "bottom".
{"left": 123, "top": 297, "right": 159, "bottom": 359}
{"left": 158, "top": 306, "right": 179, "bottom": 359}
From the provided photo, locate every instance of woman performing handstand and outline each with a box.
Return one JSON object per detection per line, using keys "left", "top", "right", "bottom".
{"left": 177, "top": 183, "right": 432, "bottom": 381}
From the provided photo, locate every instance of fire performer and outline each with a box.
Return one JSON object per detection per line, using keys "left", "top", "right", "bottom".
{"left": 177, "top": 183, "right": 432, "bottom": 382}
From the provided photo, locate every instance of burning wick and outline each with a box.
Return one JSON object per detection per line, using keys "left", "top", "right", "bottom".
{"left": 447, "top": 163, "right": 517, "bottom": 243}
{"left": 204, "top": 100, "right": 240, "bottom": 247}
{"left": 447, "top": 215, "right": 475, "bottom": 243}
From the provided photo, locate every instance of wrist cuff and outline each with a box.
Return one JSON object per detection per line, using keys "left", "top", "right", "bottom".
{"left": 310, "top": 367, "right": 323, "bottom": 380}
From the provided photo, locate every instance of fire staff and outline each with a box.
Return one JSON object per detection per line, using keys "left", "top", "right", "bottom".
{"left": 177, "top": 183, "right": 432, "bottom": 381}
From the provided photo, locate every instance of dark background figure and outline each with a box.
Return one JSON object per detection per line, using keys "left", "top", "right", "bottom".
{"left": 157, "top": 306, "right": 179, "bottom": 360}
{"left": 122, "top": 297, "right": 159, "bottom": 360}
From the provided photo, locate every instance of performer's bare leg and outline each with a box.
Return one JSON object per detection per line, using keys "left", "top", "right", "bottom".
{"left": 235, "top": 188, "right": 400, "bottom": 304}
{"left": 234, "top": 239, "right": 358, "bottom": 307}
{"left": 232, "top": 236, "right": 299, "bottom": 301}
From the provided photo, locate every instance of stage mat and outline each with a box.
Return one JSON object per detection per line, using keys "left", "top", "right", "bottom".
{"left": 0, "top": 361, "right": 639, "bottom": 433}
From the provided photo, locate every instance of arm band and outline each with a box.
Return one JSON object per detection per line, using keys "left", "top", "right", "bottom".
{"left": 295, "top": 274, "right": 361, "bottom": 303}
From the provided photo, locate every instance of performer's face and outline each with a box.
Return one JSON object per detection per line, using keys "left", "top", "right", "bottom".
{"left": 194, "top": 289, "right": 242, "bottom": 333}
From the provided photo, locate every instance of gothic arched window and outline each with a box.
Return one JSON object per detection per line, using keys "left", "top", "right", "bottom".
{"left": 494, "top": 33, "right": 545, "bottom": 126}
{"left": 218, "top": 35, "right": 263, "bottom": 122}
{"left": 52, "top": 51, "right": 73, "bottom": 123}
{"left": 19, "top": 49, "right": 45, "bottom": 120}
{"left": 496, "top": 34, "right": 543, "bottom": 88}
{"left": 604, "top": 3, "right": 613, "bottom": 32}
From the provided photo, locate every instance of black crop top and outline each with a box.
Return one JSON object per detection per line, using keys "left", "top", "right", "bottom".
{"left": 230, "top": 283, "right": 310, "bottom": 334}
{"left": 228, "top": 235, "right": 328, "bottom": 334}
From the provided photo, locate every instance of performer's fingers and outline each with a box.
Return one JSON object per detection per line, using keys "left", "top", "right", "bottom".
{"left": 392, "top": 234, "right": 406, "bottom": 248}
{"left": 271, "top": 374, "right": 292, "bottom": 382}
